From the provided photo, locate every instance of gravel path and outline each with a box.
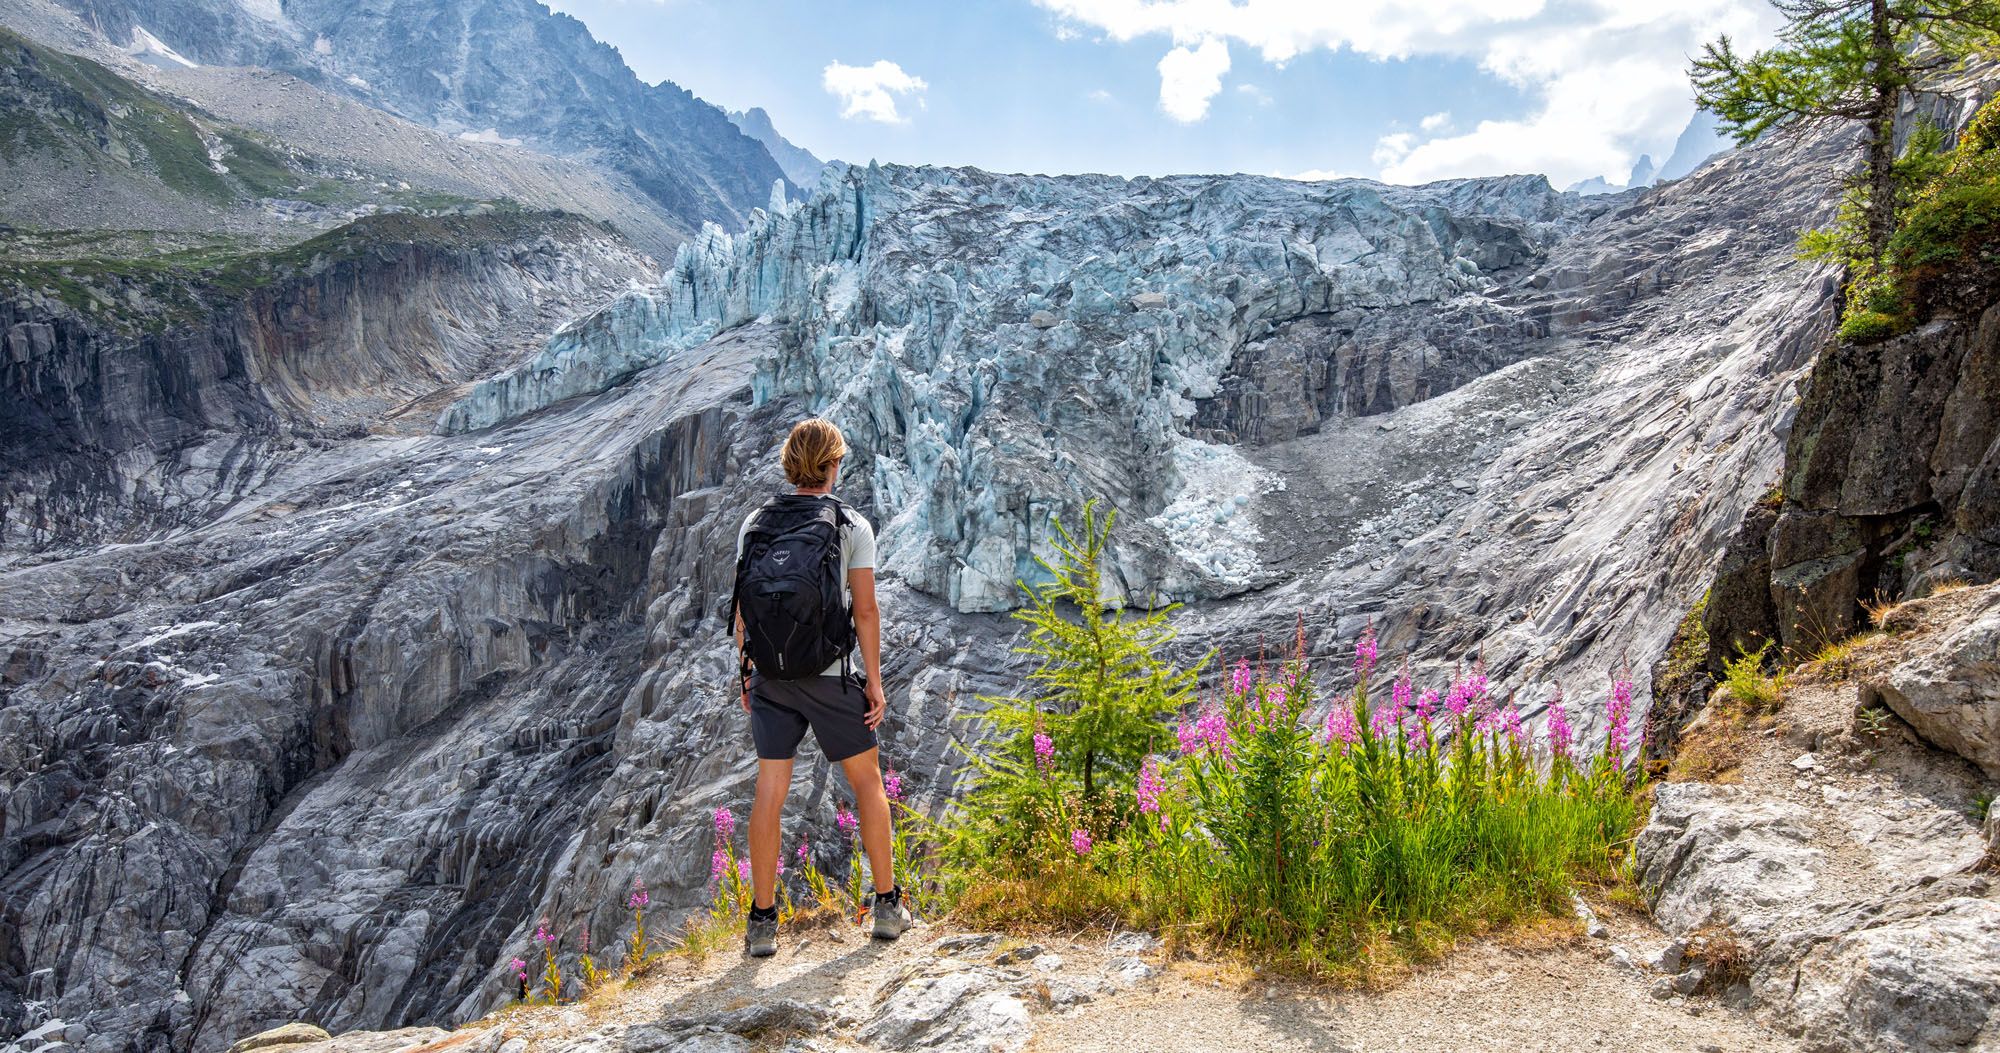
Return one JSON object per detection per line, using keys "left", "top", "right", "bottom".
{"left": 485, "top": 907, "right": 1804, "bottom": 1053}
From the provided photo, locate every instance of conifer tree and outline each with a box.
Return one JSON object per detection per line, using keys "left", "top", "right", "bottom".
{"left": 1692, "top": 0, "right": 2000, "bottom": 260}
{"left": 983, "top": 499, "right": 1199, "bottom": 796}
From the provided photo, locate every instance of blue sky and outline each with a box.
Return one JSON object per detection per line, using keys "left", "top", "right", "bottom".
{"left": 545, "top": 0, "right": 1780, "bottom": 187}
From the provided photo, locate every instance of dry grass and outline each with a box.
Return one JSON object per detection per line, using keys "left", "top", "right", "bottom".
{"left": 1925, "top": 577, "right": 1975, "bottom": 598}
{"left": 1863, "top": 591, "right": 1902, "bottom": 630}
{"left": 1684, "top": 925, "right": 1752, "bottom": 995}
{"left": 1667, "top": 697, "right": 1765, "bottom": 783}
{"left": 1797, "top": 631, "right": 1885, "bottom": 683}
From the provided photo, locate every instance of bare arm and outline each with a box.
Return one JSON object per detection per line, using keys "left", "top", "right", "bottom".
{"left": 849, "top": 567, "right": 886, "bottom": 727}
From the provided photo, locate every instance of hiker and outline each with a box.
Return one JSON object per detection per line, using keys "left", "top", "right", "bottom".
{"left": 732, "top": 417, "right": 909, "bottom": 957}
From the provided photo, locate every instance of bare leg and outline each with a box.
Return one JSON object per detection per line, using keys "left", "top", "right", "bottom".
{"left": 839, "top": 747, "right": 896, "bottom": 894}
{"left": 749, "top": 757, "right": 794, "bottom": 910}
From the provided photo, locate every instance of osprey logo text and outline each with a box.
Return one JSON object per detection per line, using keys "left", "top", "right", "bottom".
{"left": 772, "top": 550, "right": 791, "bottom": 564}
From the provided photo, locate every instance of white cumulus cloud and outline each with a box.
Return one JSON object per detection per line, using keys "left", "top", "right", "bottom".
{"left": 1033, "top": 0, "right": 1784, "bottom": 185}
{"left": 823, "top": 60, "right": 928, "bottom": 124}
{"left": 1156, "top": 37, "right": 1230, "bottom": 122}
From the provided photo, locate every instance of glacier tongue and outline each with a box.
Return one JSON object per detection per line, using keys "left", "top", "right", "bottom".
{"left": 445, "top": 161, "right": 1584, "bottom": 611}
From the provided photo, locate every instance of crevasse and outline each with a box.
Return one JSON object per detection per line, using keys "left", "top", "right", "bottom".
{"left": 443, "top": 162, "right": 1573, "bottom": 611}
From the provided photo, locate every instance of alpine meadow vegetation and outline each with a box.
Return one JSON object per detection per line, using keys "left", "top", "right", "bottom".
{"left": 936, "top": 503, "right": 1651, "bottom": 979}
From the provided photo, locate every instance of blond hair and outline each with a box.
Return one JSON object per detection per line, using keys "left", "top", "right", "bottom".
{"left": 781, "top": 418, "right": 848, "bottom": 488}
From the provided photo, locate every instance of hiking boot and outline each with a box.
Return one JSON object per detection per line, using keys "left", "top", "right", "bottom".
{"left": 745, "top": 909, "right": 778, "bottom": 957}
{"left": 870, "top": 887, "right": 912, "bottom": 941}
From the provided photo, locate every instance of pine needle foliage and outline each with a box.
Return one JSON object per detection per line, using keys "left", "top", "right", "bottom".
{"left": 984, "top": 499, "right": 1201, "bottom": 796}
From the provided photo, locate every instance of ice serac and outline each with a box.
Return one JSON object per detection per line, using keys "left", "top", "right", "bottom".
{"left": 445, "top": 163, "right": 1584, "bottom": 612}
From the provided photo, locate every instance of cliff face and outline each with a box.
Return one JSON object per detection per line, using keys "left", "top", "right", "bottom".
{"left": 1701, "top": 304, "right": 2000, "bottom": 666}
{"left": 0, "top": 111, "right": 1854, "bottom": 1053}
{"left": 1, "top": 211, "right": 654, "bottom": 553}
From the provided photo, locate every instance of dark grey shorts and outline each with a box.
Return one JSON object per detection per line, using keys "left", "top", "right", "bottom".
{"left": 746, "top": 670, "right": 877, "bottom": 762}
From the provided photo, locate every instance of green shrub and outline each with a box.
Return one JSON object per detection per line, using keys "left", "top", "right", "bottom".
{"left": 1722, "top": 641, "right": 1785, "bottom": 712}
{"left": 1838, "top": 308, "right": 1910, "bottom": 344}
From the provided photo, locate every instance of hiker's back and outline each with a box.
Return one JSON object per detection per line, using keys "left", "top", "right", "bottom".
{"left": 734, "top": 493, "right": 856, "bottom": 679}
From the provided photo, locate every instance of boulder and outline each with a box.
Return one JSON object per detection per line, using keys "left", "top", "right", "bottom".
{"left": 1866, "top": 585, "right": 2000, "bottom": 777}
{"left": 228, "top": 1025, "right": 333, "bottom": 1053}
{"left": 856, "top": 961, "right": 1033, "bottom": 1053}
{"left": 1787, "top": 898, "right": 2000, "bottom": 1053}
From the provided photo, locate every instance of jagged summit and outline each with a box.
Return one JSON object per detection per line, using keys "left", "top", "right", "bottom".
{"left": 35, "top": 0, "right": 792, "bottom": 232}
{"left": 728, "top": 106, "right": 826, "bottom": 190}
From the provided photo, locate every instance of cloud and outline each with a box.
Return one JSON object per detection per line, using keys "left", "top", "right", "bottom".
{"left": 1419, "top": 110, "right": 1452, "bottom": 133}
{"left": 1032, "top": 0, "right": 1784, "bottom": 184}
{"left": 1237, "top": 83, "right": 1274, "bottom": 106}
{"left": 822, "top": 60, "right": 928, "bottom": 124}
{"left": 1086, "top": 88, "right": 1116, "bottom": 103}
{"left": 1156, "top": 37, "right": 1230, "bottom": 122}
{"left": 1372, "top": 132, "right": 1417, "bottom": 168}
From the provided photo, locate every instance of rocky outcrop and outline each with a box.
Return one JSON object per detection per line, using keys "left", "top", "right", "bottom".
{"left": 1699, "top": 220, "right": 2000, "bottom": 662}
{"left": 1863, "top": 584, "right": 2000, "bottom": 778}
{"left": 0, "top": 210, "right": 652, "bottom": 553}
{"left": 1640, "top": 586, "right": 2000, "bottom": 1052}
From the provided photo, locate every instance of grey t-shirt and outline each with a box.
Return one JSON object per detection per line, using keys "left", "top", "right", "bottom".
{"left": 736, "top": 497, "right": 877, "bottom": 676}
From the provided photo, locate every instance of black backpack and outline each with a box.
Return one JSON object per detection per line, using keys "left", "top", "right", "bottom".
{"left": 732, "top": 493, "right": 856, "bottom": 684}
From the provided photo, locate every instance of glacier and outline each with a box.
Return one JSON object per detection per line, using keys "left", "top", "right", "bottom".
{"left": 445, "top": 162, "right": 1587, "bottom": 612}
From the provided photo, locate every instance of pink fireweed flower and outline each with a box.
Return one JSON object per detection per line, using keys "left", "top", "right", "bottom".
{"left": 1369, "top": 700, "right": 1399, "bottom": 740}
{"left": 1032, "top": 731, "right": 1055, "bottom": 772}
{"left": 710, "top": 848, "right": 728, "bottom": 881}
{"left": 836, "top": 808, "right": 859, "bottom": 834}
{"left": 1409, "top": 688, "right": 1439, "bottom": 751}
{"left": 534, "top": 921, "right": 554, "bottom": 946}
{"left": 1136, "top": 757, "right": 1165, "bottom": 815}
{"left": 1230, "top": 658, "right": 1253, "bottom": 698}
{"left": 1324, "top": 705, "right": 1359, "bottom": 750}
{"left": 795, "top": 841, "right": 811, "bottom": 864}
{"left": 1443, "top": 678, "right": 1472, "bottom": 719}
{"left": 737, "top": 857, "right": 751, "bottom": 883}
{"left": 1414, "top": 688, "right": 1438, "bottom": 724}
{"left": 1607, "top": 666, "right": 1635, "bottom": 766}
{"left": 1501, "top": 701, "right": 1525, "bottom": 745}
{"left": 1194, "top": 706, "right": 1232, "bottom": 756}
{"left": 1355, "top": 621, "right": 1379, "bottom": 679}
{"left": 1475, "top": 699, "right": 1507, "bottom": 737}
{"left": 1546, "top": 684, "right": 1575, "bottom": 762}
{"left": 713, "top": 806, "right": 736, "bottom": 842}
{"left": 627, "top": 879, "right": 649, "bottom": 910}
{"left": 1070, "top": 827, "right": 1093, "bottom": 855}
{"left": 509, "top": 957, "right": 527, "bottom": 980}
{"left": 776, "top": 857, "right": 786, "bottom": 877}
{"left": 580, "top": 928, "right": 590, "bottom": 954}
{"left": 1175, "top": 718, "right": 1204, "bottom": 755}
{"left": 1391, "top": 659, "right": 1413, "bottom": 712}
{"left": 884, "top": 768, "right": 905, "bottom": 802}
{"left": 1466, "top": 660, "right": 1492, "bottom": 714}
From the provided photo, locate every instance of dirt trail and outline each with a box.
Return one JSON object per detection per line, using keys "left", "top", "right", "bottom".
{"left": 486, "top": 906, "right": 1804, "bottom": 1053}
